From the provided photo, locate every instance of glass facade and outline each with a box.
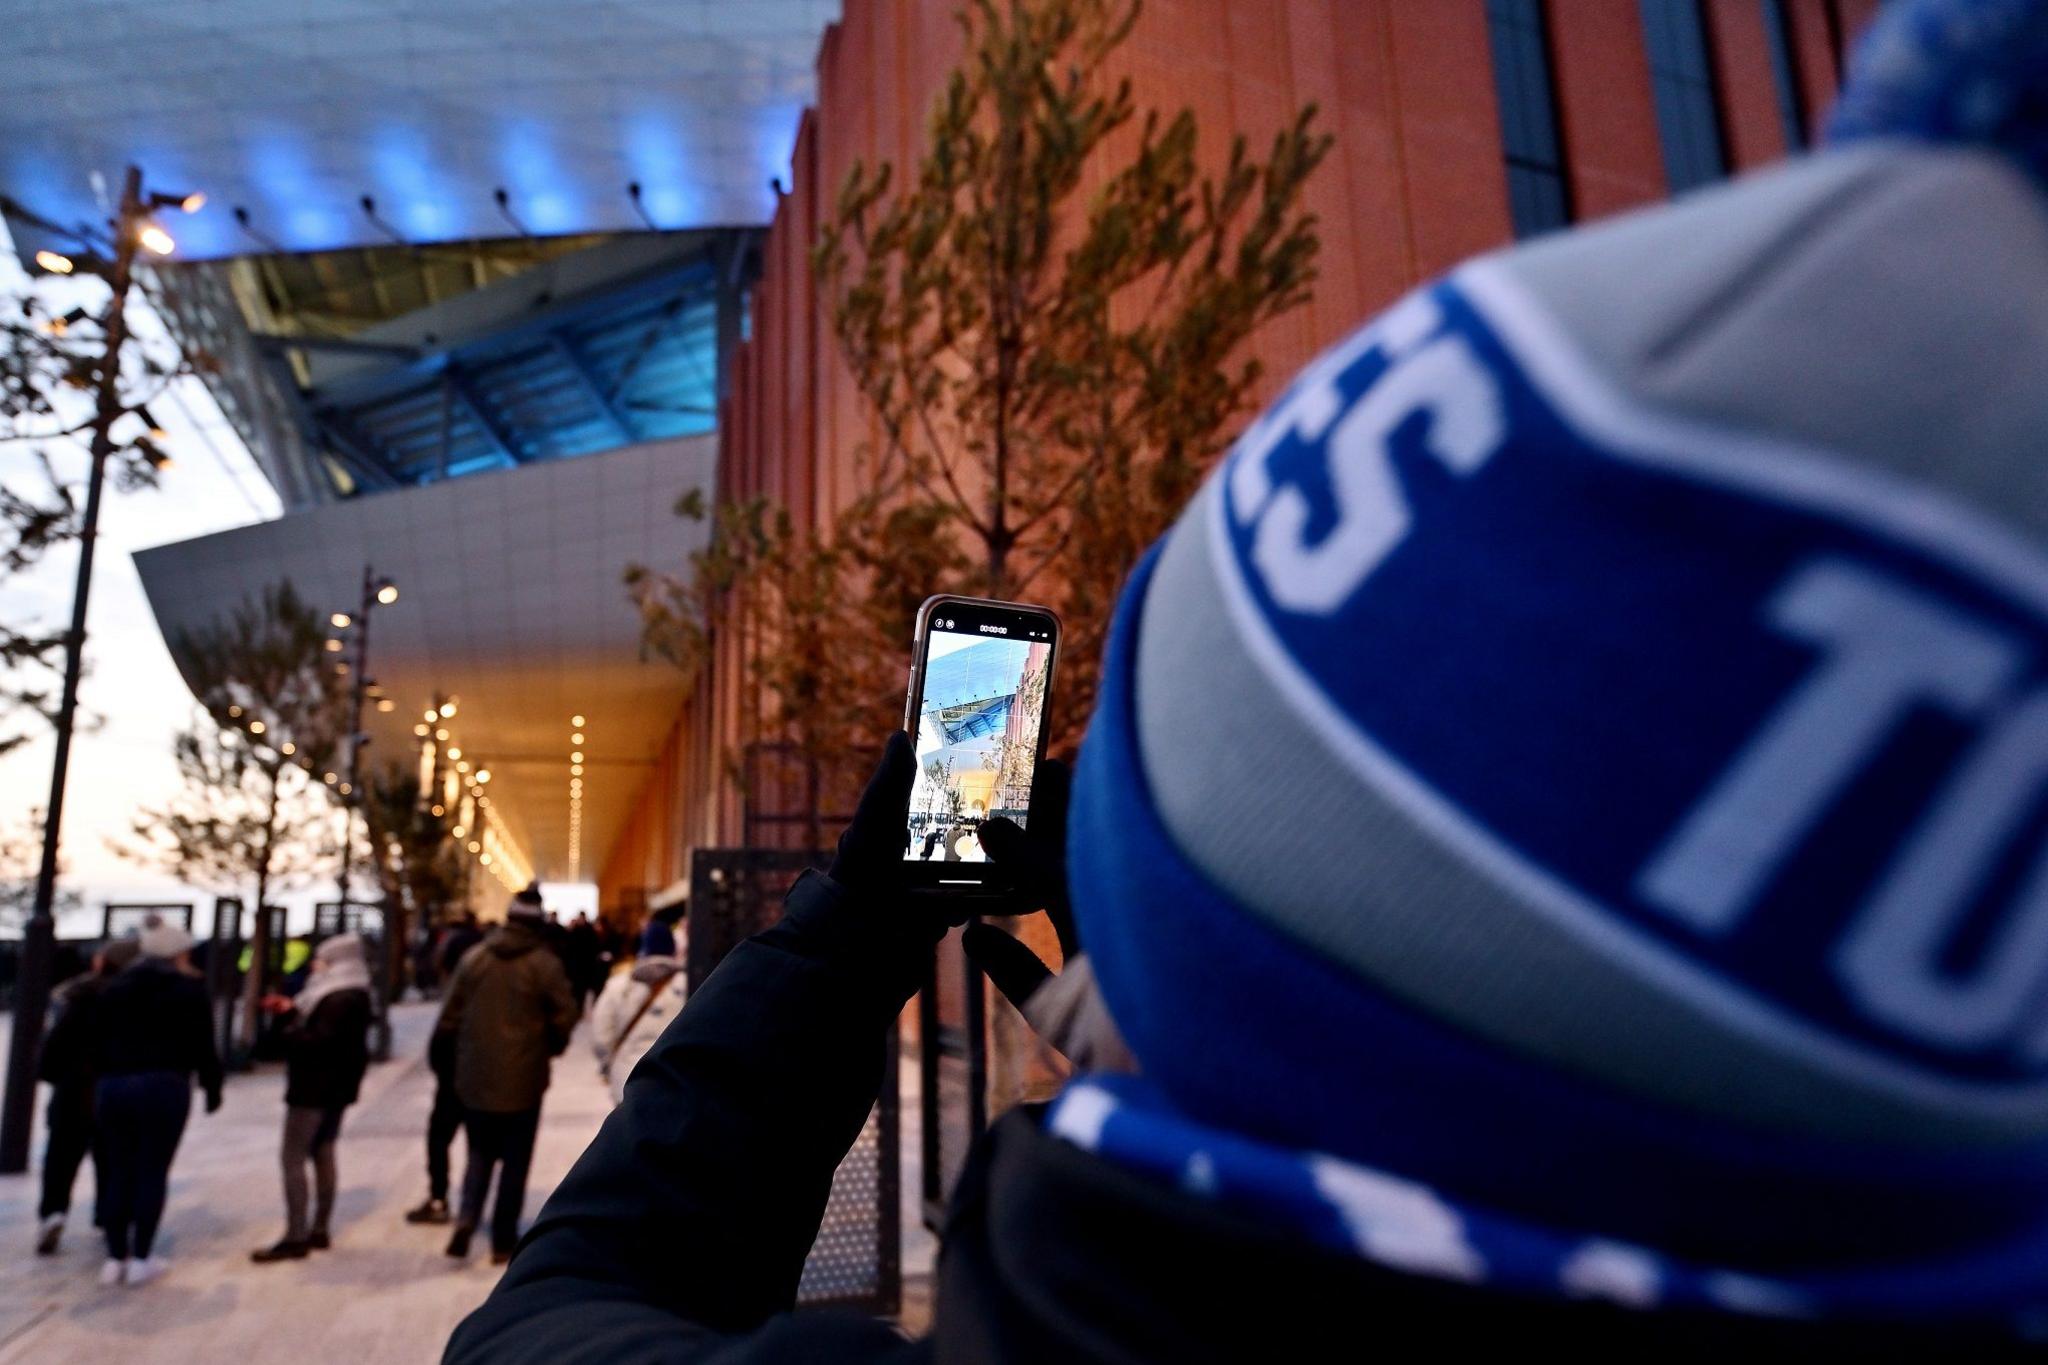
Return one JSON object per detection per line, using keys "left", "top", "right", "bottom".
{"left": 1639, "top": 0, "right": 1728, "bottom": 192}
{"left": 1487, "top": 0, "right": 1573, "bottom": 237}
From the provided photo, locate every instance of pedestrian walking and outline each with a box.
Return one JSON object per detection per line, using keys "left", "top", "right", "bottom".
{"left": 403, "top": 1023, "right": 465, "bottom": 1227}
{"left": 438, "top": 912, "right": 484, "bottom": 981}
{"left": 436, "top": 884, "right": 580, "bottom": 1263}
{"left": 587, "top": 944, "right": 685, "bottom": 1108}
{"left": 564, "top": 913, "right": 603, "bottom": 1007}
{"left": 251, "top": 934, "right": 374, "bottom": 1263}
{"left": 33, "top": 935, "right": 140, "bottom": 1256}
{"left": 91, "top": 920, "right": 221, "bottom": 1288}
{"left": 449, "top": 2, "right": 2048, "bottom": 1354}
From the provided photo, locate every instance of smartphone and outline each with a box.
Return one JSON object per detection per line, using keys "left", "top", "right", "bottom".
{"left": 901, "top": 594, "right": 1061, "bottom": 895}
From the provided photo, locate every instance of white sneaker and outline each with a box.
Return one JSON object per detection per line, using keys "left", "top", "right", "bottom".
{"left": 98, "top": 1259, "right": 126, "bottom": 1287}
{"left": 124, "top": 1256, "right": 167, "bottom": 1287}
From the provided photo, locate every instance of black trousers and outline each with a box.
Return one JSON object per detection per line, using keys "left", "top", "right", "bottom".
{"left": 94, "top": 1071, "right": 190, "bottom": 1259}
{"left": 458, "top": 1107, "right": 540, "bottom": 1251}
{"left": 39, "top": 1083, "right": 93, "bottom": 1220}
{"left": 426, "top": 1081, "right": 464, "bottom": 1201}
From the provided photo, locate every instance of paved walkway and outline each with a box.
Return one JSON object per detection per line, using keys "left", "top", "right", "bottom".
{"left": 0, "top": 1000, "right": 936, "bottom": 1361}
{"left": 0, "top": 1002, "right": 612, "bottom": 1362}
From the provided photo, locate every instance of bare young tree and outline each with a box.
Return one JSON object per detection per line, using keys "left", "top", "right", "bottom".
{"left": 0, "top": 809, "right": 78, "bottom": 934}
{"left": 630, "top": 0, "right": 1330, "bottom": 804}
{"left": 360, "top": 760, "right": 463, "bottom": 996}
{"left": 117, "top": 581, "right": 345, "bottom": 1045}
{"left": 0, "top": 255, "right": 185, "bottom": 754}
{"left": 813, "top": 0, "right": 1330, "bottom": 745}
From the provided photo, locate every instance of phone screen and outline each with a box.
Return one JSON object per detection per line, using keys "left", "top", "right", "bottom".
{"left": 904, "top": 600, "right": 1057, "bottom": 870}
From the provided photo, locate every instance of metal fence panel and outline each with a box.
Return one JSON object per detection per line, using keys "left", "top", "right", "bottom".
{"left": 101, "top": 902, "right": 193, "bottom": 938}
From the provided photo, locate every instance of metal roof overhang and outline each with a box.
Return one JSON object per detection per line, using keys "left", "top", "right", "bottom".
{"left": 132, "top": 434, "right": 714, "bottom": 887}
{"left": 0, "top": 0, "right": 840, "bottom": 260}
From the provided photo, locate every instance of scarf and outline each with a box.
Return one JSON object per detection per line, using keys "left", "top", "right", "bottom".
{"left": 1048, "top": 1074, "right": 2048, "bottom": 1332}
{"left": 294, "top": 934, "right": 374, "bottom": 1015}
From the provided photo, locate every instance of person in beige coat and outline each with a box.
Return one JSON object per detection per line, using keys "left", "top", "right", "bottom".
{"left": 588, "top": 948, "right": 687, "bottom": 1108}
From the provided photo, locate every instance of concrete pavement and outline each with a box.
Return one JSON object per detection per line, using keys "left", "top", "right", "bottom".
{"left": 0, "top": 1001, "right": 609, "bottom": 1362}
{"left": 0, "top": 997, "right": 935, "bottom": 1361}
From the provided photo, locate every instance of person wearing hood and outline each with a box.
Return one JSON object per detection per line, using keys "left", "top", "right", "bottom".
{"left": 435, "top": 884, "right": 581, "bottom": 1263}
{"left": 251, "top": 933, "right": 376, "bottom": 1264}
{"left": 588, "top": 941, "right": 687, "bottom": 1108}
{"left": 33, "top": 934, "right": 141, "bottom": 1256}
{"left": 449, "top": 2, "right": 2048, "bottom": 1357}
{"left": 90, "top": 919, "right": 221, "bottom": 1289}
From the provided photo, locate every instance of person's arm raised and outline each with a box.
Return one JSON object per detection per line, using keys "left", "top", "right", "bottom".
{"left": 445, "top": 733, "right": 938, "bottom": 1365}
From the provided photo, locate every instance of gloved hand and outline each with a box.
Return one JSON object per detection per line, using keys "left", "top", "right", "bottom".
{"left": 773, "top": 732, "right": 949, "bottom": 989}
{"left": 964, "top": 760, "right": 1136, "bottom": 1073}
{"left": 962, "top": 757, "right": 1076, "bottom": 1006}
{"left": 827, "top": 730, "right": 919, "bottom": 900}
{"left": 204, "top": 1089, "right": 222, "bottom": 1115}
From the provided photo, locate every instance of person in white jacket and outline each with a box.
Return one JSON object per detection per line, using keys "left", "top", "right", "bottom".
{"left": 588, "top": 947, "right": 687, "bottom": 1107}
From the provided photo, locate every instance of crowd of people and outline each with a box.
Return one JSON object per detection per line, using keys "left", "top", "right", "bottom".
{"left": 28, "top": 887, "right": 666, "bottom": 1289}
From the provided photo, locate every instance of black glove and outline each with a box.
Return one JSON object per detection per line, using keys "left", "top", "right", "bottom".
{"left": 828, "top": 730, "right": 918, "bottom": 899}
{"left": 774, "top": 732, "right": 949, "bottom": 986}
{"left": 204, "top": 1089, "right": 222, "bottom": 1115}
{"left": 962, "top": 758, "right": 1074, "bottom": 1011}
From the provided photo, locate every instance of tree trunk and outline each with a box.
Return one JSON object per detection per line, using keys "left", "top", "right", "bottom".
{"left": 239, "top": 863, "right": 271, "bottom": 1058}
{"left": 238, "top": 770, "right": 281, "bottom": 1056}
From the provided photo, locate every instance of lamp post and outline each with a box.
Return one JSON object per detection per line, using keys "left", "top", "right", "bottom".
{"left": 0, "top": 167, "right": 197, "bottom": 1173}
{"left": 332, "top": 567, "right": 397, "bottom": 1057}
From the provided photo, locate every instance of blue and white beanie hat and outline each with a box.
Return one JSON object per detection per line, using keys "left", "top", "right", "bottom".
{"left": 1064, "top": 0, "right": 2048, "bottom": 1327}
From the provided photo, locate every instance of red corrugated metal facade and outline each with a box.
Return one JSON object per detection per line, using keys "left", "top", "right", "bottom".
{"left": 599, "top": 0, "right": 1875, "bottom": 912}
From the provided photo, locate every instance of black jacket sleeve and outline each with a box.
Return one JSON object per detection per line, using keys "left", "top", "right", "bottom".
{"left": 444, "top": 871, "right": 928, "bottom": 1365}
{"left": 186, "top": 979, "right": 223, "bottom": 1102}
{"left": 36, "top": 986, "right": 89, "bottom": 1086}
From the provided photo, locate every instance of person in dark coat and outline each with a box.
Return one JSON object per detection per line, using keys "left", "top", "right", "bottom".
{"left": 435, "top": 885, "right": 580, "bottom": 1262}
{"left": 91, "top": 920, "right": 221, "bottom": 1288}
{"left": 33, "top": 935, "right": 140, "bottom": 1255}
{"left": 251, "top": 934, "right": 375, "bottom": 1262}
{"left": 447, "top": 4, "right": 2048, "bottom": 1352}
{"left": 403, "top": 1021, "right": 465, "bottom": 1227}
{"left": 437, "top": 913, "right": 484, "bottom": 981}
{"left": 564, "top": 913, "right": 603, "bottom": 1007}
{"left": 407, "top": 915, "right": 488, "bottom": 1227}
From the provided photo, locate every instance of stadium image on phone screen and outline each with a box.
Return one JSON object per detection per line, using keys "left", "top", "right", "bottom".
{"left": 905, "top": 617, "right": 1052, "bottom": 864}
